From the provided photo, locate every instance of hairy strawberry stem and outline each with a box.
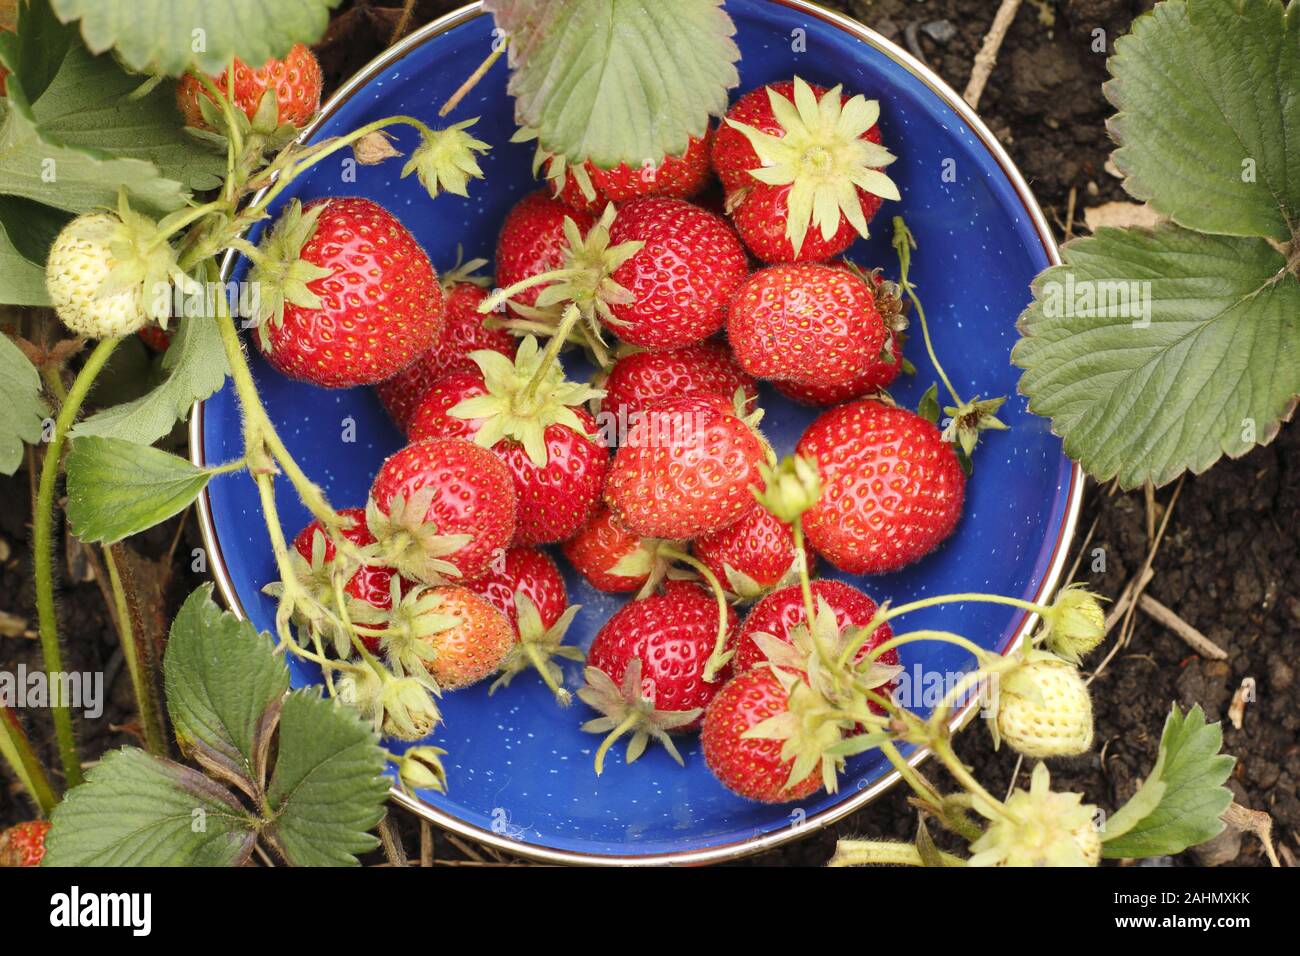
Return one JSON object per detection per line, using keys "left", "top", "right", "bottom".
{"left": 0, "top": 706, "right": 58, "bottom": 815}
{"left": 829, "top": 839, "right": 967, "bottom": 867}
{"left": 102, "top": 544, "right": 167, "bottom": 755}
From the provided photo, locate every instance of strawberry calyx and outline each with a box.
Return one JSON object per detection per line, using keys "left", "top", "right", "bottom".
{"left": 440, "top": 249, "right": 492, "bottom": 292}
{"left": 447, "top": 334, "right": 604, "bottom": 467}
{"left": 753, "top": 455, "right": 822, "bottom": 525}
{"left": 397, "top": 745, "right": 449, "bottom": 794}
{"left": 245, "top": 198, "right": 334, "bottom": 346}
{"left": 513, "top": 126, "right": 600, "bottom": 204}
{"left": 489, "top": 593, "right": 584, "bottom": 705}
{"left": 578, "top": 660, "right": 703, "bottom": 774}
{"left": 607, "top": 536, "right": 678, "bottom": 599}
{"left": 365, "top": 490, "right": 475, "bottom": 585}
{"left": 1037, "top": 584, "right": 1107, "bottom": 663}
{"left": 401, "top": 118, "right": 490, "bottom": 199}
{"left": 380, "top": 584, "right": 464, "bottom": 682}
{"left": 726, "top": 77, "right": 900, "bottom": 257}
{"left": 968, "top": 763, "right": 1101, "bottom": 867}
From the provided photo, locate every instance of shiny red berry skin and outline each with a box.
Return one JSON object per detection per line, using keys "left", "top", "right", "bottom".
{"left": 495, "top": 191, "right": 595, "bottom": 315}
{"left": 177, "top": 43, "right": 322, "bottom": 131}
{"left": 693, "top": 506, "right": 804, "bottom": 597}
{"left": 551, "top": 130, "right": 715, "bottom": 213}
{"left": 599, "top": 339, "right": 756, "bottom": 424}
{"left": 561, "top": 506, "right": 656, "bottom": 594}
{"left": 0, "top": 820, "right": 51, "bottom": 867}
{"left": 773, "top": 329, "right": 903, "bottom": 405}
{"left": 465, "top": 547, "right": 567, "bottom": 635}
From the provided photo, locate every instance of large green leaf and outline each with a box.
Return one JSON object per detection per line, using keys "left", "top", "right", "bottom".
{"left": 1102, "top": 704, "right": 1234, "bottom": 859}
{"left": 1107, "top": 0, "right": 1300, "bottom": 241}
{"left": 0, "top": 331, "right": 47, "bottom": 475}
{"left": 64, "top": 435, "right": 226, "bottom": 542}
{"left": 42, "top": 747, "right": 257, "bottom": 866}
{"left": 51, "top": 0, "right": 341, "bottom": 76}
{"left": 1013, "top": 224, "right": 1300, "bottom": 488}
{"left": 489, "top": 0, "right": 739, "bottom": 167}
{"left": 164, "top": 586, "right": 289, "bottom": 797}
{"left": 263, "top": 690, "right": 390, "bottom": 867}
{"left": 70, "top": 312, "right": 229, "bottom": 445}
{"left": 1, "top": 0, "right": 75, "bottom": 103}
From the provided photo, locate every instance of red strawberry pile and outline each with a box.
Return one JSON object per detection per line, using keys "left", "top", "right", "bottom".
{"left": 257, "top": 76, "right": 995, "bottom": 806}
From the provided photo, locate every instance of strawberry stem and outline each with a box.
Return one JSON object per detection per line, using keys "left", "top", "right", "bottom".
{"left": 439, "top": 40, "right": 508, "bottom": 117}
{"left": 660, "top": 546, "right": 732, "bottom": 683}
{"left": 523, "top": 641, "right": 572, "bottom": 706}
{"left": 0, "top": 706, "right": 59, "bottom": 816}
{"left": 593, "top": 712, "right": 640, "bottom": 775}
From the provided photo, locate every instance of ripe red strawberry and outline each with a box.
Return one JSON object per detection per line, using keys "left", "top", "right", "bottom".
{"left": 579, "top": 581, "right": 739, "bottom": 771}
{"left": 407, "top": 364, "right": 608, "bottom": 546}
{"left": 0, "top": 820, "right": 50, "bottom": 867}
{"left": 386, "top": 585, "right": 514, "bottom": 690}
{"left": 604, "top": 393, "right": 767, "bottom": 540}
{"left": 177, "top": 43, "right": 322, "bottom": 131}
{"left": 701, "top": 668, "right": 822, "bottom": 803}
{"left": 495, "top": 191, "right": 596, "bottom": 315}
{"left": 730, "top": 580, "right": 895, "bottom": 679}
{"left": 727, "top": 262, "right": 887, "bottom": 386}
{"left": 368, "top": 438, "right": 517, "bottom": 584}
{"left": 712, "top": 78, "right": 898, "bottom": 263}
{"left": 137, "top": 325, "right": 171, "bottom": 353}
{"left": 561, "top": 505, "right": 670, "bottom": 594}
{"left": 772, "top": 329, "right": 902, "bottom": 405}
{"left": 599, "top": 339, "right": 756, "bottom": 425}
{"left": 544, "top": 130, "right": 715, "bottom": 213}
{"left": 376, "top": 273, "right": 515, "bottom": 431}
{"left": 603, "top": 198, "right": 749, "bottom": 349}
{"left": 291, "top": 507, "right": 396, "bottom": 653}
{"left": 251, "top": 197, "right": 442, "bottom": 388}
{"left": 797, "top": 400, "right": 965, "bottom": 574}
{"left": 692, "top": 505, "right": 806, "bottom": 602}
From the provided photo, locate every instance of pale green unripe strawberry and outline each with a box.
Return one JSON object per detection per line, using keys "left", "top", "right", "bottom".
{"left": 994, "top": 655, "right": 1094, "bottom": 758}
{"left": 969, "top": 763, "right": 1100, "bottom": 867}
{"left": 45, "top": 213, "right": 149, "bottom": 338}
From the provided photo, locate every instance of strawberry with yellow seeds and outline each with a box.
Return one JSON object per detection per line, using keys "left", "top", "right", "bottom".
{"left": 561, "top": 505, "right": 674, "bottom": 595}
{"left": 177, "top": 43, "right": 322, "bottom": 132}
{"left": 382, "top": 584, "right": 514, "bottom": 691}
{"left": 0, "top": 821, "right": 50, "bottom": 867}
{"left": 713, "top": 77, "right": 899, "bottom": 263}
{"left": 991, "top": 652, "right": 1095, "bottom": 757}
{"left": 693, "top": 505, "right": 808, "bottom": 603}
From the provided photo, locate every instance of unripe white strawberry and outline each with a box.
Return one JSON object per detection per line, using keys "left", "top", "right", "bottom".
{"left": 969, "top": 763, "right": 1100, "bottom": 867}
{"left": 994, "top": 655, "right": 1094, "bottom": 758}
{"left": 45, "top": 213, "right": 148, "bottom": 338}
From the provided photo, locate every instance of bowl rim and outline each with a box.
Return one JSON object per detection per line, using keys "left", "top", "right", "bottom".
{"left": 191, "top": 0, "right": 1084, "bottom": 866}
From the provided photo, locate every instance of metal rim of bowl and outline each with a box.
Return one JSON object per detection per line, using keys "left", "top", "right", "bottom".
{"left": 191, "top": 0, "right": 1084, "bottom": 866}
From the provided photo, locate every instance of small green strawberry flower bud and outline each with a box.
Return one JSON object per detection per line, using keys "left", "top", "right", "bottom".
{"left": 402, "top": 118, "right": 490, "bottom": 199}
{"left": 994, "top": 654, "right": 1094, "bottom": 758}
{"left": 380, "top": 676, "right": 442, "bottom": 741}
{"left": 753, "top": 454, "right": 822, "bottom": 524}
{"left": 398, "top": 745, "right": 448, "bottom": 793}
{"left": 968, "top": 763, "right": 1101, "bottom": 867}
{"left": 1042, "top": 584, "right": 1106, "bottom": 663}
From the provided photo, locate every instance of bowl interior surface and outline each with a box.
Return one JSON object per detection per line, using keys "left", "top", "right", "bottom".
{"left": 198, "top": 0, "right": 1075, "bottom": 862}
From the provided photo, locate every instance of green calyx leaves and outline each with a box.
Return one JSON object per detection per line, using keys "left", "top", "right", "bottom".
{"left": 727, "top": 77, "right": 899, "bottom": 255}
{"left": 401, "top": 118, "right": 490, "bottom": 200}
{"left": 490, "top": 593, "right": 584, "bottom": 705}
{"left": 968, "top": 763, "right": 1101, "bottom": 867}
{"left": 578, "top": 660, "right": 701, "bottom": 774}
{"left": 1015, "top": 0, "right": 1300, "bottom": 489}
{"left": 247, "top": 198, "right": 333, "bottom": 340}
{"left": 450, "top": 335, "right": 604, "bottom": 468}
{"left": 366, "top": 491, "right": 473, "bottom": 586}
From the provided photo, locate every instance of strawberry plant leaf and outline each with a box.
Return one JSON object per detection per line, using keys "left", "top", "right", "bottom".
{"left": 0, "top": 210, "right": 48, "bottom": 304}
{"left": 50, "top": 0, "right": 340, "bottom": 76}
{"left": 64, "top": 436, "right": 228, "bottom": 542}
{"left": 489, "top": 0, "right": 739, "bottom": 167}
{"left": 71, "top": 313, "right": 230, "bottom": 445}
{"left": 1013, "top": 224, "right": 1300, "bottom": 489}
{"left": 163, "top": 586, "right": 290, "bottom": 798}
{"left": 1, "top": 0, "right": 75, "bottom": 103}
{"left": 41, "top": 747, "right": 257, "bottom": 866}
{"left": 0, "top": 330, "right": 48, "bottom": 475}
{"left": 1101, "top": 704, "right": 1234, "bottom": 859}
{"left": 1107, "top": 0, "right": 1299, "bottom": 242}
{"left": 262, "top": 689, "right": 390, "bottom": 866}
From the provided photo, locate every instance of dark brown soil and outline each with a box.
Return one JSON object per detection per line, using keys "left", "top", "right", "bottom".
{"left": 2, "top": 0, "right": 1293, "bottom": 869}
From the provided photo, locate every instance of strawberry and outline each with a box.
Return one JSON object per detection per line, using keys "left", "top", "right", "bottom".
{"left": 367, "top": 438, "right": 517, "bottom": 584}
{"left": 692, "top": 505, "right": 807, "bottom": 603}
{"left": 177, "top": 43, "right": 322, "bottom": 132}
{"left": 495, "top": 191, "right": 596, "bottom": 315}
{"left": 700, "top": 668, "right": 823, "bottom": 803}
{"left": 797, "top": 399, "right": 965, "bottom": 574}
{"left": 730, "top": 580, "right": 894, "bottom": 679}
{"left": 579, "top": 581, "right": 738, "bottom": 771}
{"left": 602, "top": 198, "right": 749, "bottom": 349}
{"left": 250, "top": 197, "right": 443, "bottom": 388}
{"left": 604, "top": 392, "right": 767, "bottom": 540}
{"left": 727, "top": 262, "right": 888, "bottom": 386}
{"left": 376, "top": 261, "right": 515, "bottom": 431}
{"left": 384, "top": 584, "right": 514, "bottom": 690}
{"left": 598, "top": 339, "right": 756, "bottom": 426}
{"left": 712, "top": 78, "right": 899, "bottom": 263}
{"left": 993, "top": 655, "right": 1094, "bottom": 757}
{"left": 137, "top": 325, "right": 172, "bottom": 353}
{"left": 538, "top": 130, "right": 715, "bottom": 213}
{"left": 0, "top": 820, "right": 50, "bottom": 867}
{"left": 561, "top": 505, "right": 672, "bottom": 594}
{"left": 406, "top": 340, "right": 608, "bottom": 546}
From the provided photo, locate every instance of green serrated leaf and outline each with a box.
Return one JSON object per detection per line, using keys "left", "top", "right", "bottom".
{"left": 490, "top": 0, "right": 739, "bottom": 167}
{"left": 262, "top": 689, "right": 390, "bottom": 867}
{"left": 0, "top": 331, "right": 48, "bottom": 475}
{"left": 51, "top": 0, "right": 340, "bottom": 76}
{"left": 1107, "top": 0, "right": 1299, "bottom": 241}
{"left": 1101, "top": 704, "right": 1235, "bottom": 859}
{"left": 1013, "top": 224, "right": 1300, "bottom": 489}
{"left": 163, "top": 586, "right": 289, "bottom": 795}
{"left": 71, "top": 313, "right": 229, "bottom": 445}
{"left": 42, "top": 747, "right": 257, "bottom": 866}
{"left": 65, "top": 436, "right": 226, "bottom": 542}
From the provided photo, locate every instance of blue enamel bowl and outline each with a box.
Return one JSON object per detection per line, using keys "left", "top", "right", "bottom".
{"left": 194, "top": 0, "right": 1081, "bottom": 864}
